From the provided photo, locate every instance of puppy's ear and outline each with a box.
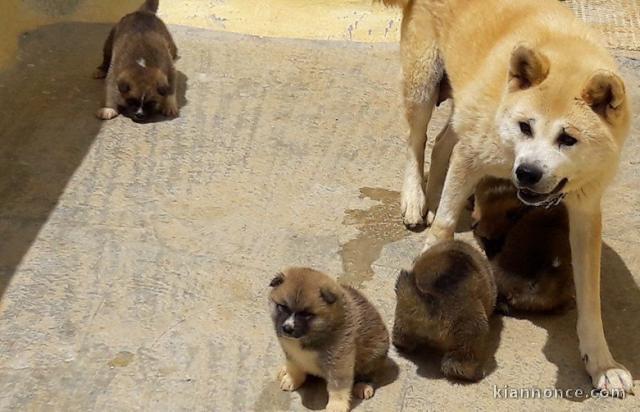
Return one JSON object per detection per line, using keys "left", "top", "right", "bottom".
{"left": 156, "top": 72, "right": 170, "bottom": 96}
{"left": 320, "top": 288, "right": 337, "bottom": 305}
{"left": 508, "top": 44, "right": 550, "bottom": 91}
{"left": 581, "top": 70, "right": 626, "bottom": 121}
{"left": 157, "top": 84, "right": 170, "bottom": 97}
{"left": 117, "top": 80, "right": 130, "bottom": 94}
{"left": 269, "top": 272, "right": 284, "bottom": 288}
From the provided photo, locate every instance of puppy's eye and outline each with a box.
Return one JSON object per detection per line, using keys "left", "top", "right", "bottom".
{"left": 276, "top": 303, "right": 289, "bottom": 313}
{"left": 557, "top": 133, "right": 577, "bottom": 147}
{"left": 297, "top": 311, "right": 314, "bottom": 319}
{"left": 518, "top": 121, "right": 533, "bottom": 137}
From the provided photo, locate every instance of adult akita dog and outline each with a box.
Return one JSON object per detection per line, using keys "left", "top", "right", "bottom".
{"left": 380, "top": 0, "right": 633, "bottom": 393}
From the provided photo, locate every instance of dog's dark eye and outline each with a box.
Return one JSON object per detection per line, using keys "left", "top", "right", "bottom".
{"left": 297, "top": 311, "right": 314, "bottom": 319}
{"left": 126, "top": 98, "right": 140, "bottom": 106}
{"left": 557, "top": 133, "right": 577, "bottom": 147}
{"left": 276, "top": 303, "right": 290, "bottom": 314}
{"left": 519, "top": 121, "right": 533, "bottom": 137}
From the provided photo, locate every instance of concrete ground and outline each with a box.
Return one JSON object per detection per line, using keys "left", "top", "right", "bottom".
{"left": 0, "top": 1, "right": 639, "bottom": 411}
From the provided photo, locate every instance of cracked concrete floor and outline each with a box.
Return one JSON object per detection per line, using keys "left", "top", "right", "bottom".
{"left": 0, "top": 21, "right": 639, "bottom": 411}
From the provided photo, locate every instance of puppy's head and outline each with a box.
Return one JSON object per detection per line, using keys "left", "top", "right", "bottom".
{"left": 116, "top": 66, "right": 170, "bottom": 121}
{"left": 472, "top": 178, "right": 529, "bottom": 258}
{"left": 268, "top": 268, "right": 345, "bottom": 345}
{"left": 496, "top": 43, "right": 630, "bottom": 206}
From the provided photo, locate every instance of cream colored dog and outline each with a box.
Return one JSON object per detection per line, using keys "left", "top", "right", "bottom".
{"left": 381, "top": 0, "right": 633, "bottom": 393}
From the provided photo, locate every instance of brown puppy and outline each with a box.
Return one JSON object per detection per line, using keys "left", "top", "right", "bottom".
{"left": 472, "top": 177, "right": 574, "bottom": 314}
{"left": 94, "top": 0, "right": 178, "bottom": 121}
{"left": 269, "top": 267, "right": 389, "bottom": 412}
{"left": 393, "top": 240, "right": 496, "bottom": 381}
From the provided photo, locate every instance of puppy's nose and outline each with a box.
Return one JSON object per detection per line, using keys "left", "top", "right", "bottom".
{"left": 282, "top": 324, "right": 294, "bottom": 335}
{"left": 134, "top": 111, "right": 145, "bottom": 120}
{"left": 515, "top": 164, "right": 543, "bottom": 186}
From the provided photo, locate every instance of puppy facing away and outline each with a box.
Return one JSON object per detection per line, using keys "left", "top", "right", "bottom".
{"left": 472, "top": 177, "right": 574, "bottom": 314}
{"left": 269, "top": 267, "right": 389, "bottom": 412}
{"left": 393, "top": 240, "right": 496, "bottom": 381}
{"left": 94, "top": 0, "right": 178, "bottom": 121}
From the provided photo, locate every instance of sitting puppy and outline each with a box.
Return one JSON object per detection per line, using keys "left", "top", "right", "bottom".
{"left": 94, "top": 0, "right": 178, "bottom": 121}
{"left": 269, "top": 267, "right": 389, "bottom": 412}
{"left": 393, "top": 240, "right": 496, "bottom": 381}
{"left": 472, "top": 177, "right": 574, "bottom": 313}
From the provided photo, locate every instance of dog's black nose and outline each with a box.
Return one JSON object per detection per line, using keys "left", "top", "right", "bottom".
{"left": 134, "top": 112, "right": 145, "bottom": 120}
{"left": 515, "top": 164, "right": 543, "bottom": 186}
{"left": 282, "top": 324, "right": 294, "bottom": 335}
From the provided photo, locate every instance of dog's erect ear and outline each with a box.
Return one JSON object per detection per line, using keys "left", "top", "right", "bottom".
{"left": 117, "top": 80, "right": 130, "bottom": 94}
{"left": 508, "top": 45, "right": 550, "bottom": 91}
{"left": 581, "top": 70, "right": 626, "bottom": 121}
{"left": 157, "top": 85, "right": 170, "bottom": 97}
{"left": 269, "top": 272, "right": 284, "bottom": 288}
{"left": 320, "top": 288, "right": 337, "bottom": 305}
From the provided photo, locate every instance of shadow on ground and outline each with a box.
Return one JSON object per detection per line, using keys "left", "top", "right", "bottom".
{"left": 0, "top": 22, "right": 187, "bottom": 299}
{"left": 503, "top": 242, "right": 640, "bottom": 401}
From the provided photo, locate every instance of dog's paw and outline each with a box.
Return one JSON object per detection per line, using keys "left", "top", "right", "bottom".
{"left": 92, "top": 67, "right": 107, "bottom": 79}
{"left": 325, "top": 400, "right": 350, "bottom": 412}
{"left": 353, "top": 382, "right": 375, "bottom": 400}
{"left": 277, "top": 366, "right": 304, "bottom": 392}
{"left": 441, "top": 353, "right": 484, "bottom": 382}
{"left": 96, "top": 107, "right": 118, "bottom": 120}
{"left": 401, "top": 185, "right": 427, "bottom": 230}
{"left": 162, "top": 96, "right": 179, "bottom": 117}
{"left": 592, "top": 364, "right": 634, "bottom": 396}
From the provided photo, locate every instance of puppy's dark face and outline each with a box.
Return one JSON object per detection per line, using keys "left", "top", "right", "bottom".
{"left": 472, "top": 179, "right": 529, "bottom": 258}
{"left": 116, "top": 67, "right": 169, "bottom": 121}
{"left": 268, "top": 268, "right": 343, "bottom": 346}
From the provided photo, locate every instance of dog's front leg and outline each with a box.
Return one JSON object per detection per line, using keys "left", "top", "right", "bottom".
{"left": 423, "top": 143, "right": 483, "bottom": 252}
{"left": 567, "top": 197, "right": 634, "bottom": 394}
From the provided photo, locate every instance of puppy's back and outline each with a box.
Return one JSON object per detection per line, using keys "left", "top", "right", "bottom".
{"left": 413, "top": 240, "right": 496, "bottom": 315}
{"left": 343, "top": 286, "right": 389, "bottom": 375}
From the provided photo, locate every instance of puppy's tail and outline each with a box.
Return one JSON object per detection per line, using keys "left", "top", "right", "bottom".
{"left": 375, "top": 0, "right": 411, "bottom": 8}
{"left": 139, "top": 0, "right": 159, "bottom": 13}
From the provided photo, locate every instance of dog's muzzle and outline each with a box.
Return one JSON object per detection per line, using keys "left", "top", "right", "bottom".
{"left": 517, "top": 178, "right": 568, "bottom": 208}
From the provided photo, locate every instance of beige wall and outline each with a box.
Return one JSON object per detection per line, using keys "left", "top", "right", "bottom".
{"left": 0, "top": 0, "right": 400, "bottom": 69}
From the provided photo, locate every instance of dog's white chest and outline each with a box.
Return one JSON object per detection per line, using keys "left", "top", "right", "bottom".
{"left": 280, "top": 338, "right": 324, "bottom": 377}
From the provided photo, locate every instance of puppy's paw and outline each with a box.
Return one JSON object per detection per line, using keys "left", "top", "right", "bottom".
{"left": 353, "top": 382, "right": 375, "bottom": 400}
{"left": 92, "top": 67, "right": 107, "bottom": 79}
{"left": 592, "top": 364, "right": 634, "bottom": 396}
{"left": 401, "top": 185, "right": 427, "bottom": 231}
{"left": 441, "top": 353, "right": 484, "bottom": 382}
{"left": 162, "top": 95, "right": 179, "bottom": 117}
{"left": 96, "top": 107, "right": 118, "bottom": 120}
{"left": 277, "top": 366, "right": 304, "bottom": 392}
{"left": 325, "top": 400, "right": 350, "bottom": 412}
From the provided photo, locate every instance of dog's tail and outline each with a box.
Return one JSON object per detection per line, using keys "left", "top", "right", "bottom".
{"left": 375, "top": 0, "right": 411, "bottom": 8}
{"left": 139, "top": 0, "right": 159, "bottom": 13}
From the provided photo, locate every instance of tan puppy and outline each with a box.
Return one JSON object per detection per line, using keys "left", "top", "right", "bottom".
{"left": 94, "top": 0, "right": 178, "bottom": 121}
{"left": 269, "top": 268, "right": 389, "bottom": 412}
{"left": 472, "top": 177, "right": 574, "bottom": 313}
{"left": 393, "top": 239, "right": 496, "bottom": 381}
{"left": 381, "top": 0, "right": 632, "bottom": 393}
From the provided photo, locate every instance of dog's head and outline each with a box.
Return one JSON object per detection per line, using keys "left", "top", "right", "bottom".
{"left": 116, "top": 66, "right": 170, "bottom": 121}
{"left": 268, "top": 268, "right": 345, "bottom": 345}
{"left": 472, "top": 177, "right": 529, "bottom": 258}
{"left": 496, "top": 43, "right": 630, "bottom": 206}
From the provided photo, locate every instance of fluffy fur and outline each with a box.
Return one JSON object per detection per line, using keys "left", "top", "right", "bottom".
{"left": 269, "top": 268, "right": 389, "bottom": 412}
{"left": 94, "top": 0, "right": 178, "bottom": 121}
{"left": 383, "top": 0, "right": 632, "bottom": 393}
{"left": 393, "top": 240, "right": 496, "bottom": 381}
{"left": 472, "top": 177, "right": 574, "bottom": 313}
